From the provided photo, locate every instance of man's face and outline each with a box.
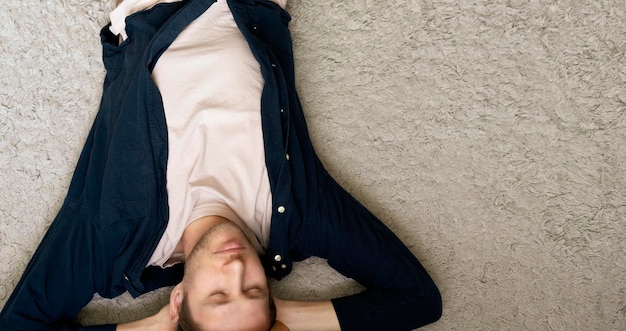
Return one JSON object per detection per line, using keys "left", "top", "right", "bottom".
{"left": 177, "top": 221, "right": 271, "bottom": 331}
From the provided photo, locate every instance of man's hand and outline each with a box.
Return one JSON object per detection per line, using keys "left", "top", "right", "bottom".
{"left": 117, "top": 304, "right": 177, "bottom": 331}
{"left": 274, "top": 298, "right": 340, "bottom": 331}
{"left": 151, "top": 304, "right": 179, "bottom": 331}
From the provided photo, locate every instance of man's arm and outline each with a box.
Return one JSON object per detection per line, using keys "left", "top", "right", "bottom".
{"left": 285, "top": 174, "right": 442, "bottom": 331}
{"left": 0, "top": 206, "right": 116, "bottom": 331}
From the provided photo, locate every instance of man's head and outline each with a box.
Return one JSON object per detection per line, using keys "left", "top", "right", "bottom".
{"left": 169, "top": 220, "right": 273, "bottom": 331}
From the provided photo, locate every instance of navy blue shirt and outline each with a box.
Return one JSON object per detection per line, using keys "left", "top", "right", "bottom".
{"left": 0, "top": 0, "right": 441, "bottom": 330}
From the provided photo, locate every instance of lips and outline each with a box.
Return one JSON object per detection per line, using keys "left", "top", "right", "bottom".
{"left": 213, "top": 242, "right": 245, "bottom": 254}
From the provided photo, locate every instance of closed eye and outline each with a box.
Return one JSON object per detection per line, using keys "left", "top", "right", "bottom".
{"left": 245, "top": 286, "right": 266, "bottom": 299}
{"left": 209, "top": 290, "right": 227, "bottom": 297}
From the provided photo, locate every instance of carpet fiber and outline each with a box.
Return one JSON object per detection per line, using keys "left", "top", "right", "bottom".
{"left": 1, "top": 1, "right": 625, "bottom": 330}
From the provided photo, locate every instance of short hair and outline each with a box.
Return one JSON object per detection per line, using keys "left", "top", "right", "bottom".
{"left": 178, "top": 292, "right": 277, "bottom": 331}
{"left": 178, "top": 294, "right": 200, "bottom": 331}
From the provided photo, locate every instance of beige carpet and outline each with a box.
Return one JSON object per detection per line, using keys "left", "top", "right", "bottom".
{"left": 1, "top": 0, "right": 625, "bottom": 330}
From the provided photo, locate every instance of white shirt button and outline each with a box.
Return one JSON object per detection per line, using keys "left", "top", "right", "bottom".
{"left": 281, "top": 264, "right": 287, "bottom": 269}
{"left": 286, "top": 153, "right": 290, "bottom": 160}
{"left": 278, "top": 206, "right": 286, "bottom": 213}
{"left": 274, "top": 255, "right": 282, "bottom": 262}
{"left": 271, "top": 63, "right": 277, "bottom": 67}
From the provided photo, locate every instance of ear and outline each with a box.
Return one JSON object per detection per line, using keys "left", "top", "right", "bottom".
{"left": 169, "top": 282, "right": 184, "bottom": 323}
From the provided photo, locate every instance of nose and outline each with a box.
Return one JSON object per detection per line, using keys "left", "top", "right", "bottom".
{"left": 223, "top": 254, "right": 246, "bottom": 291}
{"left": 224, "top": 254, "right": 245, "bottom": 271}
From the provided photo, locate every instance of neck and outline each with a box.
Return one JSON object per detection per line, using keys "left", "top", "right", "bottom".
{"left": 180, "top": 215, "right": 230, "bottom": 258}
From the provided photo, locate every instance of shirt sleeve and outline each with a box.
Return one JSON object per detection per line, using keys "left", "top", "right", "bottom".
{"left": 0, "top": 205, "right": 119, "bottom": 330}
{"left": 310, "top": 171, "right": 442, "bottom": 331}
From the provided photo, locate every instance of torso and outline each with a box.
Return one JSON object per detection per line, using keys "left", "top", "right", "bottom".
{"left": 109, "top": 0, "right": 287, "bottom": 268}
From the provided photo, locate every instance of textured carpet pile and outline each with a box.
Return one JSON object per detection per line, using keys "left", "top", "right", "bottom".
{"left": 1, "top": 1, "right": 625, "bottom": 330}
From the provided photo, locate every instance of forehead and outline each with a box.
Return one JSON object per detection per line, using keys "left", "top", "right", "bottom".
{"left": 189, "top": 295, "right": 271, "bottom": 331}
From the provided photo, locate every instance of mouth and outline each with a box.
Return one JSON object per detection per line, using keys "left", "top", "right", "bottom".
{"left": 213, "top": 242, "right": 245, "bottom": 254}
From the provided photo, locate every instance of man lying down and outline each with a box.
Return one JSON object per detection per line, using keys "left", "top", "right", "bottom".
{"left": 0, "top": 0, "right": 442, "bottom": 330}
